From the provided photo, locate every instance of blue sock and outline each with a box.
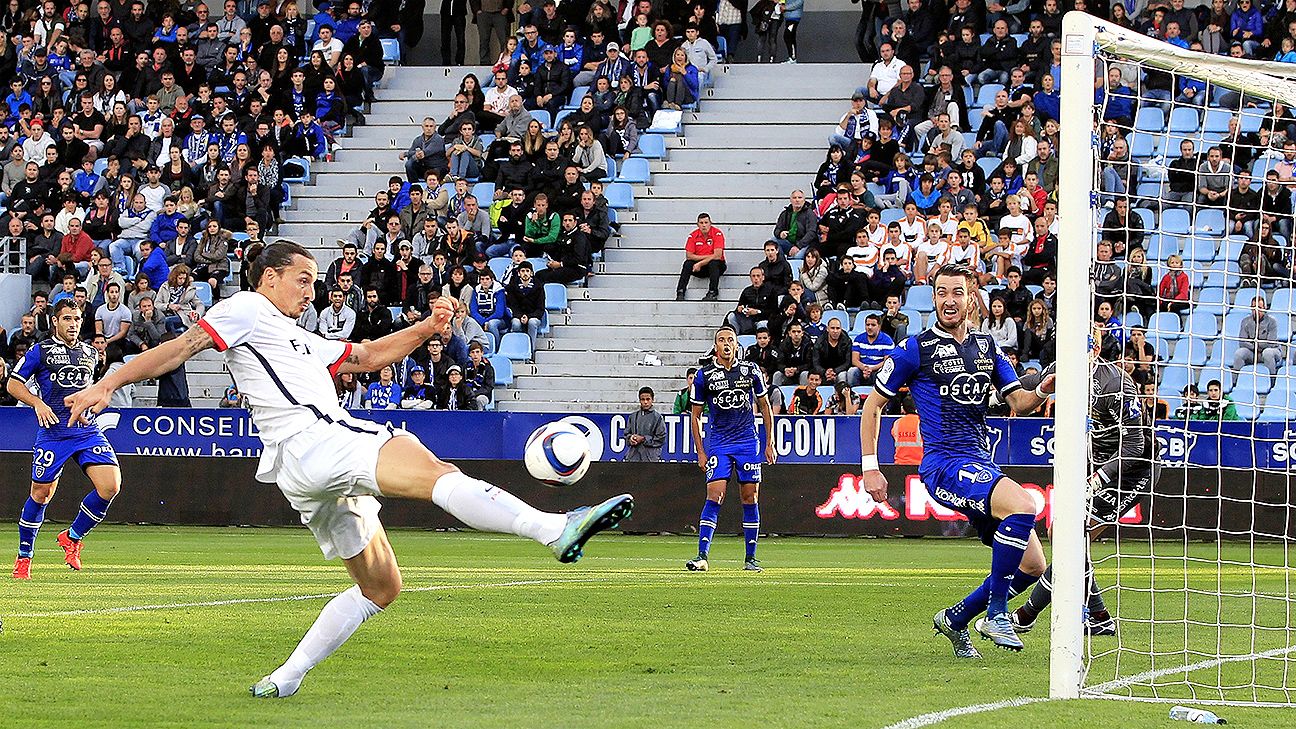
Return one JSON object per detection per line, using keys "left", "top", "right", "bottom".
{"left": 68, "top": 491, "right": 113, "bottom": 541}
{"left": 987, "top": 513, "right": 1036, "bottom": 618}
{"left": 946, "top": 577, "right": 992, "bottom": 630}
{"left": 742, "top": 503, "right": 760, "bottom": 560}
{"left": 17, "top": 498, "right": 46, "bottom": 558}
{"left": 697, "top": 499, "right": 721, "bottom": 557}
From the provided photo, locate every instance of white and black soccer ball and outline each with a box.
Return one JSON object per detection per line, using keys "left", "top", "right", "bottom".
{"left": 524, "top": 421, "right": 592, "bottom": 486}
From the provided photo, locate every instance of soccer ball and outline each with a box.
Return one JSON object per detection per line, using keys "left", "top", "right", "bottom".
{"left": 524, "top": 422, "right": 592, "bottom": 486}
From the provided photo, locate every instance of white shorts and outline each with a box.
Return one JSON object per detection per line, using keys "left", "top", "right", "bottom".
{"left": 275, "top": 418, "right": 412, "bottom": 560}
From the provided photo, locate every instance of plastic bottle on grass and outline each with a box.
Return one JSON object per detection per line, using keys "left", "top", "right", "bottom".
{"left": 1169, "top": 706, "right": 1226, "bottom": 724}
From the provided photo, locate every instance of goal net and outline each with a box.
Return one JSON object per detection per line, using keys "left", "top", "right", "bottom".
{"left": 1053, "top": 12, "right": 1296, "bottom": 707}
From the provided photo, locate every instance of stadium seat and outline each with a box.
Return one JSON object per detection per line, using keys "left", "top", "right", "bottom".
{"left": 1203, "top": 108, "right": 1234, "bottom": 133}
{"left": 1260, "top": 385, "right": 1296, "bottom": 421}
{"left": 976, "top": 157, "right": 999, "bottom": 178}
{"left": 497, "top": 332, "right": 532, "bottom": 362}
{"left": 472, "top": 181, "right": 495, "bottom": 201}
{"left": 737, "top": 334, "right": 756, "bottom": 350}
{"left": 1169, "top": 107, "right": 1200, "bottom": 133}
{"left": 634, "top": 134, "right": 666, "bottom": 159}
{"left": 823, "top": 310, "right": 849, "bottom": 330}
{"left": 1159, "top": 364, "right": 1191, "bottom": 398}
{"left": 1192, "top": 209, "right": 1227, "bottom": 238}
{"left": 1132, "top": 207, "right": 1155, "bottom": 231}
{"left": 907, "top": 285, "right": 935, "bottom": 313}
{"left": 1168, "top": 337, "right": 1209, "bottom": 367}
{"left": 565, "top": 85, "right": 589, "bottom": 109}
{"left": 282, "top": 157, "right": 311, "bottom": 184}
{"left": 880, "top": 208, "right": 905, "bottom": 226}
{"left": 1124, "top": 309, "right": 1143, "bottom": 329}
{"left": 850, "top": 310, "right": 882, "bottom": 334}
{"left": 1161, "top": 208, "right": 1191, "bottom": 236}
{"left": 1130, "top": 135, "right": 1158, "bottom": 159}
{"left": 488, "top": 257, "right": 509, "bottom": 281}
{"left": 553, "top": 109, "right": 572, "bottom": 131}
{"left": 1233, "top": 365, "right": 1272, "bottom": 396}
{"left": 1134, "top": 107, "right": 1165, "bottom": 132}
{"left": 1222, "top": 309, "right": 1249, "bottom": 340}
{"left": 544, "top": 282, "right": 567, "bottom": 311}
{"left": 1146, "top": 311, "right": 1184, "bottom": 339}
{"left": 602, "top": 158, "right": 617, "bottom": 182}
{"left": 1239, "top": 110, "right": 1264, "bottom": 133}
{"left": 1232, "top": 287, "right": 1265, "bottom": 308}
{"left": 531, "top": 110, "right": 552, "bottom": 131}
{"left": 817, "top": 385, "right": 835, "bottom": 404}
{"left": 1197, "top": 364, "right": 1235, "bottom": 393}
{"left": 900, "top": 307, "right": 925, "bottom": 329}
{"left": 1184, "top": 310, "right": 1220, "bottom": 339}
{"left": 1195, "top": 287, "right": 1227, "bottom": 316}
{"left": 380, "top": 37, "right": 400, "bottom": 65}
{"left": 193, "top": 282, "right": 213, "bottom": 307}
{"left": 975, "top": 83, "right": 1004, "bottom": 108}
{"left": 616, "top": 158, "right": 650, "bottom": 184}
{"left": 490, "top": 355, "right": 513, "bottom": 386}
{"left": 603, "top": 183, "right": 634, "bottom": 209}
{"left": 779, "top": 385, "right": 796, "bottom": 405}
{"left": 1201, "top": 267, "right": 1241, "bottom": 291}
{"left": 1272, "top": 288, "right": 1295, "bottom": 314}
{"left": 388, "top": 306, "right": 402, "bottom": 321}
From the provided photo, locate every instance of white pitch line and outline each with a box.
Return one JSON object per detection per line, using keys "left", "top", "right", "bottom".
{"left": 879, "top": 696, "right": 1051, "bottom": 729}
{"left": 1087, "top": 643, "right": 1296, "bottom": 694}
{"left": 8, "top": 578, "right": 610, "bottom": 618}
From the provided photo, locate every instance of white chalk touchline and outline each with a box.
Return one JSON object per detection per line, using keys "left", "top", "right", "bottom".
{"left": 9, "top": 578, "right": 610, "bottom": 618}
{"left": 882, "top": 643, "right": 1296, "bottom": 728}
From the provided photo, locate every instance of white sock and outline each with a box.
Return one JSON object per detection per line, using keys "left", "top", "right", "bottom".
{"left": 268, "top": 585, "right": 382, "bottom": 696}
{"left": 432, "top": 471, "right": 566, "bottom": 546}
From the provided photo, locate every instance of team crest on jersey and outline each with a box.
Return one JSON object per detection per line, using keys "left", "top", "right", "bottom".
{"left": 977, "top": 337, "right": 989, "bottom": 355}
{"left": 878, "top": 357, "right": 895, "bottom": 383}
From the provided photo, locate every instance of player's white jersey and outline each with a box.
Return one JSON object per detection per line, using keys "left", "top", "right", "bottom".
{"left": 197, "top": 291, "right": 356, "bottom": 482}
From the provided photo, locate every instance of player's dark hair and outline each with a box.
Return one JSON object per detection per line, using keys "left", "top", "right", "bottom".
{"left": 246, "top": 240, "right": 312, "bottom": 287}
{"left": 933, "top": 263, "right": 976, "bottom": 287}
{"left": 52, "top": 299, "right": 79, "bottom": 317}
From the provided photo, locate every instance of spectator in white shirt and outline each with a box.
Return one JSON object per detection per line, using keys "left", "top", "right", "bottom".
{"left": 862, "top": 41, "right": 904, "bottom": 104}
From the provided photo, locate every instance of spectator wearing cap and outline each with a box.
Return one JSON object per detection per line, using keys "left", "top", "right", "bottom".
{"left": 437, "top": 364, "right": 477, "bottom": 410}
{"left": 469, "top": 267, "right": 509, "bottom": 346}
{"left": 676, "top": 212, "right": 726, "bottom": 301}
{"left": 624, "top": 387, "right": 667, "bottom": 462}
{"left": 318, "top": 287, "right": 357, "bottom": 340}
{"left": 533, "top": 45, "right": 573, "bottom": 117}
{"left": 464, "top": 340, "right": 496, "bottom": 409}
{"left": 505, "top": 260, "right": 545, "bottom": 349}
{"left": 829, "top": 91, "right": 879, "bottom": 151}
{"left": 593, "top": 41, "right": 630, "bottom": 85}
{"left": 399, "top": 365, "right": 436, "bottom": 409}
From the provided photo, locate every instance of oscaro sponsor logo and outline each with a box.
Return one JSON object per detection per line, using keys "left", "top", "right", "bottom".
{"left": 939, "top": 372, "right": 992, "bottom": 406}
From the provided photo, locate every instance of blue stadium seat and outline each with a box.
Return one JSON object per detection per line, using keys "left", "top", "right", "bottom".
{"left": 1146, "top": 311, "right": 1183, "bottom": 339}
{"left": 1160, "top": 208, "right": 1191, "bottom": 236}
{"left": 282, "top": 157, "right": 311, "bottom": 184}
{"left": 380, "top": 37, "right": 401, "bottom": 65}
{"left": 880, "top": 208, "right": 905, "bottom": 226}
{"left": 1124, "top": 310, "right": 1144, "bottom": 330}
{"left": 488, "top": 256, "right": 509, "bottom": 281}
{"left": 1184, "top": 310, "right": 1219, "bottom": 339}
{"left": 497, "top": 332, "right": 532, "bottom": 361}
{"left": 602, "top": 158, "right": 616, "bottom": 182}
{"left": 1197, "top": 365, "right": 1235, "bottom": 393}
{"left": 817, "top": 385, "right": 836, "bottom": 404}
{"left": 1271, "top": 288, "right": 1295, "bottom": 314}
{"left": 1233, "top": 365, "right": 1273, "bottom": 396}
{"left": 565, "top": 85, "right": 589, "bottom": 109}
{"left": 490, "top": 355, "right": 513, "bottom": 386}
{"left": 472, "top": 181, "right": 495, "bottom": 201}
{"left": 388, "top": 306, "right": 402, "bottom": 321}
{"left": 616, "top": 158, "right": 650, "bottom": 184}
{"left": 1260, "top": 385, "right": 1296, "bottom": 421}
{"left": 1130, "top": 135, "right": 1158, "bottom": 159}
{"left": 1192, "top": 209, "right": 1227, "bottom": 237}
{"left": 1159, "top": 364, "right": 1191, "bottom": 398}
{"left": 976, "top": 157, "right": 999, "bottom": 178}
{"left": 1201, "top": 267, "right": 1241, "bottom": 291}
{"left": 900, "top": 307, "right": 925, "bottom": 329}
{"left": 531, "top": 110, "right": 552, "bottom": 131}
{"left": 1222, "top": 308, "right": 1249, "bottom": 340}
{"left": 1184, "top": 236, "right": 1218, "bottom": 264}
{"left": 553, "top": 109, "right": 571, "bottom": 131}
{"left": 634, "top": 134, "right": 665, "bottom": 159}
{"left": 1195, "top": 287, "right": 1227, "bottom": 316}
{"left": 1169, "top": 107, "right": 1200, "bottom": 133}
{"left": 193, "top": 282, "right": 213, "bottom": 307}
{"left": 1134, "top": 108, "right": 1164, "bottom": 132}
{"left": 779, "top": 385, "right": 796, "bottom": 405}
{"left": 907, "top": 285, "right": 935, "bottom": 313}
{"left": 716, "top": 35, "right": 728, "bottom": 59}
{"left": 1239, "top": 110, "right": 1264, "bottom": 133}
{"left": 851, "top": 310, "right": 883, "bottom": 334}
{"left": 1203, "top": 108, "right": 1234, "bottom": 133}
{"left": 543, "top": 282, "right": 567, "bottom": 311}
{"left": 1168, "top": 337, "right": 1209, "bottom": 367}
{"left": 976, "top": 84, "right": 1004, "bottom": 108}
{"left": 603, "top": 182, "right": 634, "bottom": 209}
{"left": 737, "top": 334, "right": 756, "bottom": 350}
{"left": 1232, "top": 286, "right": 1265, "bottom": 308}
{"left": 1132, "top": 207, "right": 1155, "bottom": 231}
{"left": 823, "top": 310, "right": 849, "bottom": 330}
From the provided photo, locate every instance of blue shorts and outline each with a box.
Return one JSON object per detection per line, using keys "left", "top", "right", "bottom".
{"left": 920, "top": 453, "right": 1006, "bottom": 546}
{"left": 705, "top": 446, "right": 762, "bottom": 484}
{"left": 32, "top": 428, "right": 118, "bottom": 484}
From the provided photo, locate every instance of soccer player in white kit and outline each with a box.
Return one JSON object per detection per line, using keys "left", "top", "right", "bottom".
{"left": 66, "top": 241, "right": 634, "bottom": 698}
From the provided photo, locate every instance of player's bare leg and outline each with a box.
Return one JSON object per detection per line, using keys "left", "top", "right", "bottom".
{"left": 375, "top": 435, "right": 632, "bottom": 562}
{"left": 739, "top": 482, "right": 762, "bottom": 572}
{"left": 56, "top": 465, "right": 121, "bottom": 571}
{"left": 253, "top": 529, "right": 401, "bottom": 699}
{"left": 687, "top": 479, "right": 728, "bottom": 572}
{"left": 13, "top": 480, "right": 59, "bottom": 580}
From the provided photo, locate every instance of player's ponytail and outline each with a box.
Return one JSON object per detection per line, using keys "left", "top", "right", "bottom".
{"left": 245, "top": 239, "right": 312, "bottom": 288}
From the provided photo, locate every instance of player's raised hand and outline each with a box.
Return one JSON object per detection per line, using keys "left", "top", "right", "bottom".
{"left": 863, "top": 469, "right": 888, "bottom": 504}
{"left": 429, "top": 296, "right": 457, "bottom": 329}
{"left": 65, "top": 383, "right": 111, "bottom": 427}
{"left": 32, "top": 400, "right": 58, "bottom": 428}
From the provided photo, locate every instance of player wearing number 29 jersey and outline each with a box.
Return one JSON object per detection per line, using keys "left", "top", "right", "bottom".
{"left": 8, "top": 301, "right": 121, "bottom": 579}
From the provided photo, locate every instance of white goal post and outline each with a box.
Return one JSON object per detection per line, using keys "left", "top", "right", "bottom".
{"left": 1055, "top": 11, "right": 1296, "bottom": 705}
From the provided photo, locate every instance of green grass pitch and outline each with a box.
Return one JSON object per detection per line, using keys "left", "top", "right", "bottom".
{"left": 0, "top": 526, "right": 1291, "bottom": 728}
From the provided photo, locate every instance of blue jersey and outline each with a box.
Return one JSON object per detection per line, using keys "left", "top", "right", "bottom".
{"left": 366, "top": 381, "right": 402, "bottom": 409}
{"left": 10, "top": 337, "right": 102, "bottom": 439}
{"left": 874, "top": 327, "right": 1021, "bottom": 461}
{"left": 690, "top": 359, "right": 767, "bottom": 453}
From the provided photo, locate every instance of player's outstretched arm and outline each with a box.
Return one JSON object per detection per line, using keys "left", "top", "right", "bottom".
{"left": 337, "top": 296, "right": 456, "bottom": 374}
{"left": 65, "top": 324, "right": 216, "bottom": 425}
{"left": 1005, "top": 372, "right": 1055, "bottom": 415}
{"left": 859, "top": 390, "right": 889, "bottom": 502}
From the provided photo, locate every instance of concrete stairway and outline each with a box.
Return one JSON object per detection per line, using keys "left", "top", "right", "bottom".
{"left": 500, "top": 63, "right": 863, "bottom": 412}
{"left": 271, "top": 63, "right": 863, "bottom": 413}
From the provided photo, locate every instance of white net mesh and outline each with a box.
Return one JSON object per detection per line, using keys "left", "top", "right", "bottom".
{"left": 1082, "top": 25, "right": 1296, "bottom": 707}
